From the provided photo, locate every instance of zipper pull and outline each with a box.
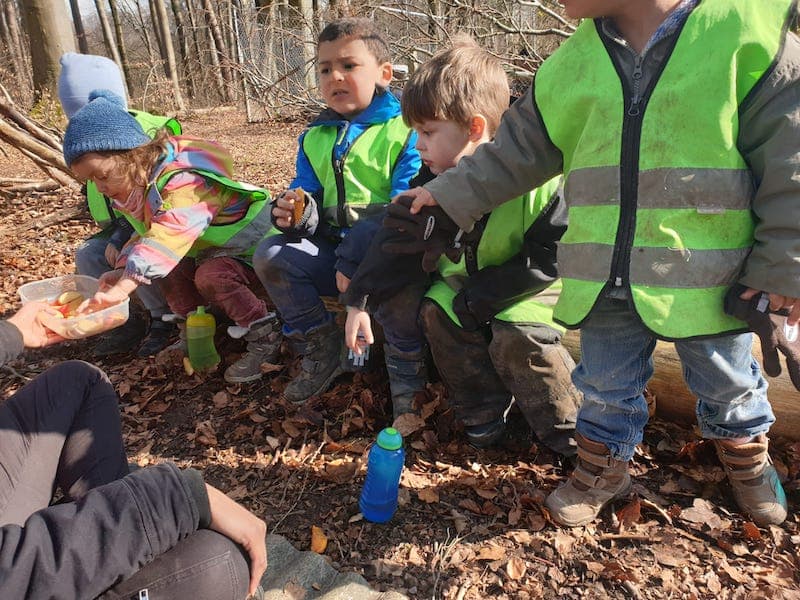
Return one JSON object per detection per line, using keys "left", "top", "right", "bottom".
{"left": 628, "top": 56, "right": 643, "bottom": 116}
{"left": 614, "top": 276, "right": 623, "bottom": 287}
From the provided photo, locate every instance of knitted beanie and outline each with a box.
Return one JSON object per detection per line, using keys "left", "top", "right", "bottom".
{"left": 58, "top": 53, "right": 127, "bottom": 118}
{"left": 63, "top": 89, "right": 150, "bottom": 167}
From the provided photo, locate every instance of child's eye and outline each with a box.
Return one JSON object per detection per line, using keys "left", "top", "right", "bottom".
{"left": 344, "top": 63, "right": 356, "bottom": 70}
{"left": 319, "top": 67, "right": 330, "bottom": 75}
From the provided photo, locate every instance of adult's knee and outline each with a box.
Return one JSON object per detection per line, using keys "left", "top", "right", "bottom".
{"left": 46, "top": 360, "right": 109, "bottom": 388}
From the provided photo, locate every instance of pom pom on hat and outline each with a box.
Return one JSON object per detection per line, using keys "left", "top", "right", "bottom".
{"left": 63, "top": 89, "right": 149, "bottom": 167}
{"left": 58, "top": 53, "right": 127, "bottom": 118}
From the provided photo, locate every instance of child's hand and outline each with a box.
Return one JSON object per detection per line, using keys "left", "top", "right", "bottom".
{"left": 336, "top": 271, "right": 350, "bottom": 293}
{"left": 80, "top": 273, "right": 137, "bottom": 313}
{"left": 392, "top": 187, "right": 438, "bottom": 214}
{"left": 345, "top": 306, "right": 374, "bottom": 354}
{"left": 98, "top": 268, "right": 124, "bottom": 291}
{"left": 104, "top": 243, "right": 120, "bottom": 268}
{"left": 273, "top": 190, "right": 304, "bottom": 229}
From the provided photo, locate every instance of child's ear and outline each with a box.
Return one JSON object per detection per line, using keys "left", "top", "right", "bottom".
{"left": 378, "top": 61, "right": 393, "bottom": 87}
{"left": 468, "top": 115, "right": 488, "bottom": 142}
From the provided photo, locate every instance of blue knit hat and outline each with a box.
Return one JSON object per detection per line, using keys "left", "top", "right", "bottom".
{"left": 63, "top": 89, "right": 149, "bottom": 167}
{"left": 58, "top": 53, "right": 127, "bottom": 118}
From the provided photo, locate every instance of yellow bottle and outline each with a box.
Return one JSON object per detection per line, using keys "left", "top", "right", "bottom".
{"left": 186, "top": 306, "right": 220, "bottom": 370}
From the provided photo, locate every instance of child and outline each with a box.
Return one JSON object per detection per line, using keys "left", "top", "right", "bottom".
{"left": 343, "top": 39, "right": 581, "bottom": 453}
{"left": 252, "top": 18, "right": 421, "bottom": 403}
{"left": 62, "top": 89, "right": 279, "bottom": 384}
{"left": 396, "top": 0, "right": 797, "bottom": 526}
{"left": 58, "top": 52, "right": 181, "bottom": 357}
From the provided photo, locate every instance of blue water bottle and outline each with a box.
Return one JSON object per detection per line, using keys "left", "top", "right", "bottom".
{"left": 359, "top": 427, "right": 405, "bottom": 523}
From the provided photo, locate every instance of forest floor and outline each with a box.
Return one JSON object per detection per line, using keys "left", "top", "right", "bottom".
{"left": 1, "top": 109, "right": 799, "bottom": 600}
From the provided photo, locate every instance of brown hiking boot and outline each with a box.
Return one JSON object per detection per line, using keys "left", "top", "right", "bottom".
{"left": 283, "top": 320, "right": 344, "bottom": 404}
{"left": 714, "top": 435, "right": 787, "bottom": 526}
{"left": 224, "top": 314, "right": 282, "bottom": 384}
{"left": 545, "top": 433, "right": 631, "bottom": 527}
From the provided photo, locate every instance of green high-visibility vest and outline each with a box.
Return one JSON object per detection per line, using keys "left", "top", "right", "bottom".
{"left": 302, "top": 115, "right": 413, "bottom": 228}
{"left": 85, "top": 111, "right": 182, "bottom": 227}
{"left": 123, "top": 167, "right": 273, "bottom": 258}
{"left": 426, "top": 177, "right": 564, "bottom": 330}
{"left": 534, "top": 0, "right": 794, "bottom": 339}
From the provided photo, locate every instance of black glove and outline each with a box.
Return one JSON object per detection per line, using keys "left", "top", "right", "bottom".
{"left": 381, "top": 196, "right": 472, "bottom": 272}
{"left": 724, "top": 284, "right": 800, "bottom": 390}
{"left": 452, "top": 290, "right": 484, "bottom": 331}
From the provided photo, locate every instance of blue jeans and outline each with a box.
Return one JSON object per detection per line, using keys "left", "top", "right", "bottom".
{"left": 574, "top": 296, "right": 774, "bottom": 461}
{"left": 75, "top": 235, "right": 169, "bottom": 318}
{"left": 253, "top": 233, "right": 340, "bottom": 334}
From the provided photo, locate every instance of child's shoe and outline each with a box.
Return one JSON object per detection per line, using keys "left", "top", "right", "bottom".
{"left": 714, "top": 434, "right": 787, "bottom": 526}
{"left": 384, "top": 344, "right": 427, "bottom": 420}
{"left": 284, "top": 320, "right": 343, "bottom": 403}
{"left": 545, "top": 432, "right": 631, "bottom": 526}
{"left": 464, "top": 417, "right": 506, "bottom": 448}
{"left": 224, "top": 313, "right": 283, "bottom": 383}
{"left": 137, "top": 317, "right": 177, "bottom": 357}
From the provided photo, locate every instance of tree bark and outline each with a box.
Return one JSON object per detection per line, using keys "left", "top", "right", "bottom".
{"left": 170, "top": 0, "right": 194, "bottom": 98}
{"left": 107, "top": 0, "right": 132, "bottom": 95}
{"left": 93, "top": 0, "right": 125, "bottom": 79}
{"left": 201, "top": 0, "right": 234, "bottom": 102}
{"left": 152, "top": 0, "right": 186, "bottom": 110}
{"left": 19, "top": 0, "right": 77, "bottom": 101}
{"left": 68, "top": 0, "right": 89, "bottom": 54}
{"left": 148, "top": 0, "right": 168, "bottom": 76}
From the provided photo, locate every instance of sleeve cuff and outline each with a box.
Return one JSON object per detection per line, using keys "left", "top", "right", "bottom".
{"left": 180, "top": 468, "right": 211, "bottom": 529}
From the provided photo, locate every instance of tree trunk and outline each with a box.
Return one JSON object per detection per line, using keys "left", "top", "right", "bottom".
{"left": 148, "top": 0, "right": 168, "bottom": 77}
{"left": 93, "top": 0, "right": 125, "bottom": 81}
{"left": 20, "top": 0, "right": 77, "bottom": 101}
{"left": 107, "top": 0, "right": 132, "bottom": 95}
{"left": 152, "top": 0, "right": 186, "bottom": 110}
{"left": 0, "top": 1, "right": 28, "bottom": 90}
{"left": 201, "top": 0, "right": 234, "bottom": 102}
{"left": 169, "top": 0, "right": 194, "bottom": 98}
{"left": 68, "top": 0, "right": 89, "bottom": 54}
{"left": 184, "top": 0, "right": 207, "bottom": 101}
{"left": 292, "top": 0, "right": 316, "bottom": 92}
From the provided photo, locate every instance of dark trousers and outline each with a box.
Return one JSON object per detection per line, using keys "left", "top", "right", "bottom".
{"left": 420, "top": 300, "right": 581, "bottom": 455}
{"left": 0, "top": 361, "right": 250, "bottom": 600}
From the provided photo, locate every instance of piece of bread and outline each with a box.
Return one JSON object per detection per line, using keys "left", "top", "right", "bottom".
{"left": 292, "top": 187, "right": 306, "bottom": 225}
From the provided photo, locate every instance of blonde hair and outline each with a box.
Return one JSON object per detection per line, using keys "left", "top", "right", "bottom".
{"left": 402, "top": 36, "right": 509, "bottom": 136}
{"left": 99, "top": 128, "right": 171, "bottom": 187}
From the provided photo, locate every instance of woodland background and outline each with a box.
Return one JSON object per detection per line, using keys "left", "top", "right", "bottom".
{"left": 0, "top": 1, "right": 799, "bottom": 598}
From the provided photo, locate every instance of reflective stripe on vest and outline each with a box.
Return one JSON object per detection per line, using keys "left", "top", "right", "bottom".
{"left": 125, "top": 169, "right": 273, "bottom": 258}
{"left": 425, "top": 178, "right": 563, "bottom": 330}
{"left": 302, "top": 115, "right": 412, "bottom": 227}
{"left": 534, "top": 0, "right": 794, "bottom": 339}
{"left": 86, "top": 111, "right": 183, "bottom": 227}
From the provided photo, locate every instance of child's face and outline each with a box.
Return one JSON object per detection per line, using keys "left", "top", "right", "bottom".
{"left": 72, "top": 153, "right": 134, "bottom": 202}
{"left": 317, "top": 36, "right": 392, "bottom": 118}
{"left": 413, "top": 119, "right": 475, "bottom": 175}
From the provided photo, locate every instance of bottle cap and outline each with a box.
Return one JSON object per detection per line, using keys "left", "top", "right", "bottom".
{"left": 376, "top": 427, "right": 402, "bottom": 450}
{"left": 195, "top": 305, "right": 206, "bottom": 316}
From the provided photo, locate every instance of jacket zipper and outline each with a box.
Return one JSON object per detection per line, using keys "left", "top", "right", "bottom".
{"left": 333, "top": 122, "right": 350, "bottom": 228}
{"left": 608, "top": 53, "right": 645, "bottom": 292}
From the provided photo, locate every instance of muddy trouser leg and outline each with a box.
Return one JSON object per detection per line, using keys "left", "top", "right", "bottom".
{"left": 0, "top": 361, "right": 129, "bottom": 526}
{"left": 489, "top": 319, "right": 580, "bottom": 456}
{"left": 419, "top": 300, "right": 511, "bottom": 427}
{"left": 99, "top": 529, "right": 252, "bottom": 600}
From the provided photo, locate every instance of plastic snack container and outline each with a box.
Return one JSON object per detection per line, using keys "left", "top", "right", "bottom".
{"left": 18, "top": 274, "right": 129, "bottom": 339}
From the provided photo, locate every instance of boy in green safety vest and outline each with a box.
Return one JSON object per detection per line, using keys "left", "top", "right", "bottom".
{"left": 394, "top": 0, "right": 799, "bottom": 527}
{"left": 252, "top": 18, "right": 421, "bottom": 402}
{"left": 342, "top": 38, "right": 581, "bottom": 454}
{"left": 58, "top": 52, "right": 180, "bottom": 358}
{"left": 62, "top": 89, "right": 278, "bottom": 383}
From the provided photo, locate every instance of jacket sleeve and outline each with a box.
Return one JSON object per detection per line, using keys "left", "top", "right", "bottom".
{"left": 737, "top": 32, "right": 800, "bottom": 299}
{"left": 424, "top": 84, "right": 563, "bottom": 231}
{"left": 334, "top": 214, "right": 383, "bottom": 279}
{"left": 454, "top": 188, "right": 567, "bottom": 328}
{"left": 0, "top": 321, "right": 24, "bottom": 367}
{"left": 0, "top": 464, "right": 209, "bottom": 600}
{"left": 389, "top": 129, "right": 422, "bottom": 198}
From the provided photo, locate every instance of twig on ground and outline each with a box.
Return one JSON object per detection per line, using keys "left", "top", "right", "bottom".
{"left": 2, "top": 365, "right": 33, "bottom": 382}
{"left": 271, "top": 436, "right": 325, "bottom": 534}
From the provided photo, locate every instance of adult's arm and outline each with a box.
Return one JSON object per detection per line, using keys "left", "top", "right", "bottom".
{"left": 0, "top": 463, "right": 209, "bottom": 600}
{"left": 0, "top": 321, "right": 24, "bottom": 366}
{"left": 738, "top": 32, "right": 800, "bottom": 300}
{"left": 424, "top": 85, "right": 564, "bottom": 231}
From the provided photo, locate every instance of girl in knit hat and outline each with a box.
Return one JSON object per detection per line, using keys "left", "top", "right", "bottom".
{"left": 64, "top": 90, "right": 280, "bottom": 383}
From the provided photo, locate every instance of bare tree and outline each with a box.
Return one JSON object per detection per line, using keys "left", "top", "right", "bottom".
{"left": 107, "top": 0, "right": 132, "bottom": 94}
{"left": 170, "top": 0, "right": 195, "bottom": 97}
{"left": 93, "top": 0, "right": 125, "bottom": 79}
{"left": 201, "top": 0, "right": 234, "bottom": 101}
{"left": 68, "top": 0, "right": 90, "bottom": 54}
{"left": 152, "top": 0, "right": 186, "bottom": 110}
{"left": 20, "top": 0, "right": 77, "bottom": 100}
{"left": 0, "top": 0, "right": 30, "bottom": 91}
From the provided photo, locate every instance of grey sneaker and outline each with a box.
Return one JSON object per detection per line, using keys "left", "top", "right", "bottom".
{"left": 464, "top": 418, "right": 506, "bottom": 448}
{"left": 284, "top": 320, "right": 343, "bottom": 404}
{"left": 545, "top": 433, "right": 631, "bottom": 527}
{"left": 714, "top": 434, "right": 787, "bottom": 526}
{"left": 224, "top": 314, "right": 283, "bottom": 384}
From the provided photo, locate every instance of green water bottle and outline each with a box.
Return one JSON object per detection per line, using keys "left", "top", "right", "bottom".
{"left": 186, "top": 306, "right": 220, "bottom": 370}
